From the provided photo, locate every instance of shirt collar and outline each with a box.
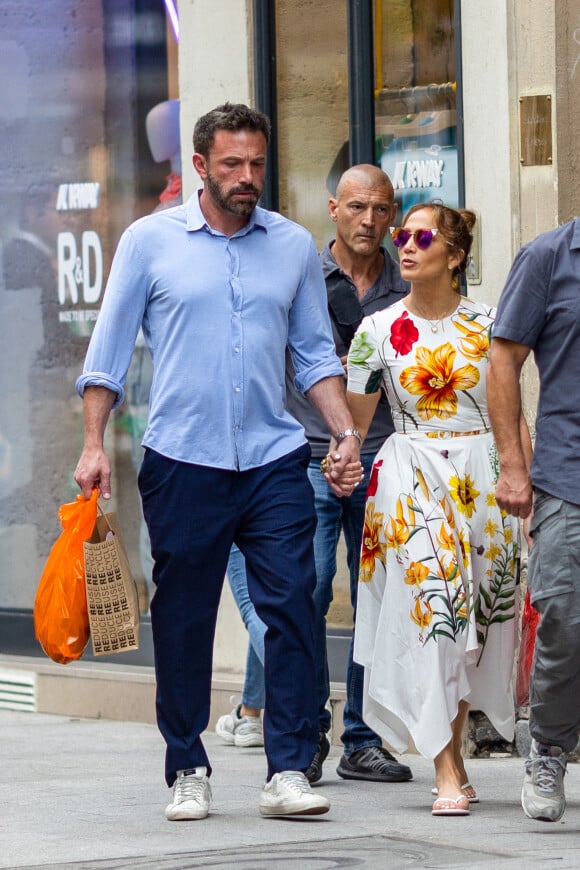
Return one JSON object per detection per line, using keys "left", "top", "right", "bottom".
{"left": 186, "top": 190, "right": 268, "bottom": 236}
{"left": 320, "top": 240, "right": 407, "bottom": 296}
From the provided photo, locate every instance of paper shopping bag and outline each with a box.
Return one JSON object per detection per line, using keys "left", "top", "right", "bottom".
{"left": 83, "top": 508, "right": 140, "bottom": 656}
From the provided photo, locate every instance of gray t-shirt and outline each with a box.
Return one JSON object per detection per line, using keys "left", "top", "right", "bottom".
{"left": 493, "top": 218, "right": 580, "bottom": 504}
{"left": 285, "top": 241, "right": 408, "bottom": 458}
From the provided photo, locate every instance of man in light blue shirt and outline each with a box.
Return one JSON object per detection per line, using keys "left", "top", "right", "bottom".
{"left": 74, "top": 103, "right": 363, "bottom": 822}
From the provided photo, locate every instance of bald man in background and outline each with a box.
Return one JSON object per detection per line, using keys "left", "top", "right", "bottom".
{"left": 286, "top": 165, "right": 413, "bottom": 783}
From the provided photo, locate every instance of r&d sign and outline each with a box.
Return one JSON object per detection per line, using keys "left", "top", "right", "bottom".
{"left": 57, "top": 230, "right": 103, "bottom": 305}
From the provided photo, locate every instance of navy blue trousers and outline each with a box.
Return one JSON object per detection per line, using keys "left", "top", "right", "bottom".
{"left": 138, "top": 444, "right": 319, "bottom": 786}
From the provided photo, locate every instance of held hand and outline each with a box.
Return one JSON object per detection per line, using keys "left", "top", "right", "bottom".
{"left": 494, "top": 469, "right": 533, "bottom": 519}
{"left": 74, "top": 447, "right": 112, "bottom": 500}
{"left": 321, "top": 446, "right": 363, "bottom": 498}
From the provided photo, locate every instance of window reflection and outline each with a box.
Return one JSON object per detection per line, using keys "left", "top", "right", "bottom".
{"left": 0, "top": 0, "right": 173, "bottom": 617}
{"left": 375, "top": 0, "right": 458, "bottom": 223}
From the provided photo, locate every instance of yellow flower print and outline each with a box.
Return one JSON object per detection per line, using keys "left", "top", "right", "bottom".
{"left": 400, "top": 343, "right": 480, "bottom": 421}
{"left": 415, "top": 467, "right": 430, "bottom": 500}
{"left": 404, "top": 561, "right": 430, "bottom": 589}
{"left": 456, "top": 590, "right": 468, "bottom": 620}
{"left": 386, "top": 497, "right": 409, "bottom": 554}
{"left": 458, "top": 529, "right": 470, "bottom": 567}
{"left": 406, "top": 494, "right": 416, "bottom": 526}
{"left": 448, "top": 473, "right": 480, "bottom": 518}
{"left": 485, "top": 542, "right": 502, "bottom": 562}
{"left": 360, "top": 502, "right": 387, "bottom": 583}
{"left": 486, "top": 492, "right": 497, "bottom": 507}
{"left": 410, "top": 598, "right": 433, "bottom": 630}
{"left": 484, "top": 518, "right": 499, "bottom": 537}
{"left": 439, "top": 558, "right": 459, "bottom": 585}
{"left": 504, "top": 527, "right": 513, "bottom": 544}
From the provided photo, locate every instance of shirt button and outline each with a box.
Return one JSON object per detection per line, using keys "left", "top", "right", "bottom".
{"left": 235, "top": 387, "right": 241, "bottom": 393}
{"left": 234, "top": 347, "right": 240, "bottom": 353}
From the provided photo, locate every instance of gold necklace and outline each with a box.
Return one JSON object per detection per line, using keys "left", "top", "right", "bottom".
{"left": 406, "top": 299, "right": 459, "bottom": 333}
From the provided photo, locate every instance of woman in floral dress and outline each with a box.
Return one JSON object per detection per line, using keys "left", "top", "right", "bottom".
{"left": 345, "top": 203, "right": 527, "bottom": 816}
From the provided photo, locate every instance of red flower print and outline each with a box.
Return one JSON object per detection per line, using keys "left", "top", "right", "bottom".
{"left": 390, "top": 311, "right": 419, "bottom": 357}
{"left": 366, "top": 459, "right": 383, "bottom": 497}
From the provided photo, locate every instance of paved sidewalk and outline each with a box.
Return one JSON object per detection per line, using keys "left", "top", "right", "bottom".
{"left": 2, "top": 709, "right": 580, "bottom": 869}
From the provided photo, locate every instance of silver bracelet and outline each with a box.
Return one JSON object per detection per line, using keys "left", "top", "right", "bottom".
{"left": 334, "top": 428, "right": 362, "bottom": 446}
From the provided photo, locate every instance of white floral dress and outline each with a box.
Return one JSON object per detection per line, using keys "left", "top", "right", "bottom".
{"left": 348, "top": 297, "right": 519, "bottom": 759}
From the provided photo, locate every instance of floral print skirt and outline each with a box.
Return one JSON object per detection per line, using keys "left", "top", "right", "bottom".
{"left": 353, "top": 430, "right": 519, "bottom": 759}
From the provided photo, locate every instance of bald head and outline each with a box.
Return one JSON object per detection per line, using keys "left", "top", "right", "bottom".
{"left": 335, "top": 164, "right": 394, "bottom": 202}
{"left": 329, "top": 164, "right": 396, "bottom": 263}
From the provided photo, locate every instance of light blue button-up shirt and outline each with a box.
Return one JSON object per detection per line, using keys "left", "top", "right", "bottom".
{"left": 76, "top": 193, "right": 344, "bottom": 470}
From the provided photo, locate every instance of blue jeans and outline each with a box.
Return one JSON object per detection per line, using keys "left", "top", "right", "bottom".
{"left": 227, "top": 544, "right": 266, "bottom": 709}
{"left": 309, "top": 453, "right": 382, "bottom": 756}
{"left": 139, "top": 444, "right": 318, "bottom": 784}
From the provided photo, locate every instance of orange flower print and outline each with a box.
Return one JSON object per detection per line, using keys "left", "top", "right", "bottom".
{"left": 400, "top": 343, "right": 480, "bottom": 421}
{"left": 436, "top": 521, "right": 456, "bottom": 554}
{"left": 386, "top": 497, "right": 409, "bottom": 555}
{"left": 440, "top": 559, "right": 459, "bottom": 584}
{"left": 440, "top": 495, "right": 456, "bottom": 529}
{"left": 404, "top": 561, "right": 430, "bottom": 589}
{"left": 455, "top": 317, "right": 490, "bottom": 361}
{"left": 360, "top": 502, "right": 387, "bottom": 583}
{"left": 410, "top": 598, "right": 433, "bottom": 631}
{"left": 448, "top": 473, "right": 480, "bottom": 518}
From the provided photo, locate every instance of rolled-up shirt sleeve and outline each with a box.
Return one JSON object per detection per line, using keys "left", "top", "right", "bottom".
{"left": 75, "top": 228, "right": 148, "bottom": 408}
{"left": 288, "top": 238, "right": 344, "bottom": 393}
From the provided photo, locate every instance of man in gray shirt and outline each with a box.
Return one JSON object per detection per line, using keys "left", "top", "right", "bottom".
{"left": 488, "top": 218, "right": 580, "bottom": 823}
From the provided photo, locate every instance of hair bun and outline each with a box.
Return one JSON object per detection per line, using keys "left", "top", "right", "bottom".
{"left": 459, "top": 209, "right": 477, "bottom": 233}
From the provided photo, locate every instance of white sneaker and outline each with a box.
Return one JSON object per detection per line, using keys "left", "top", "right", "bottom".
{"left": 521, "top": 740, "right": 567, "bottom": 822}
{"left": 165, "top": 767, "right": 211, "bottom": 821}
{"left": 259, "top": 770, "right": 330, "bottom": 817}
{"left": 215, "top": 705, "right": 264, "bottom": 747}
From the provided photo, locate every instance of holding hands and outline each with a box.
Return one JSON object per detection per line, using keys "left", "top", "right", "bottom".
{"left": 321, "top": 449, "right": 364, "bottom": 498}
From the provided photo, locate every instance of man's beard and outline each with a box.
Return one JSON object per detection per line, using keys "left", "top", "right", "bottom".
{"left": 206, "top": 170, "right": 262, "bottom": 216}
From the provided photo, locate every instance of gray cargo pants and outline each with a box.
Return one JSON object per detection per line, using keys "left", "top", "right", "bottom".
{"left": 528, "top": 489, "right": 580, "bottom": 752}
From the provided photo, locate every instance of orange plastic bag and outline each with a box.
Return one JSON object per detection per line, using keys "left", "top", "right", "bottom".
{"left": 34, "top": 490, "right": 98, "bottom": 664}
{"left": 515, "top": 588, "right": 540, "bottom": 707}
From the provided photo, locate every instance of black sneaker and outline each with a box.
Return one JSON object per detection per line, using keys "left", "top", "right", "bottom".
{"left": 305, "top": 732, "right": 330, "bottom": 784}
{"left": 336, "top": 746, "right": 413, "bottom": 782}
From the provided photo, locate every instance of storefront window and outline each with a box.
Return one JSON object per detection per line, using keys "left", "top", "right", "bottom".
{"left": 276, "top": 0, "right": 349, "bottom": 248}
{"left": 375, "top": 0, "right": 458, "bottom": 223}
{"left": 0, "top": 0, "right": 177, "bottom": 628}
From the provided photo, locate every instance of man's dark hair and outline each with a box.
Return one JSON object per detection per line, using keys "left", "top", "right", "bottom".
{"left": 193, "top": 102, "right": 271, "bottom": 156}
